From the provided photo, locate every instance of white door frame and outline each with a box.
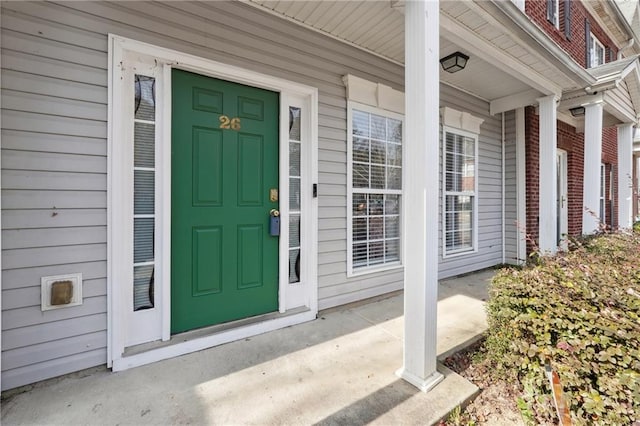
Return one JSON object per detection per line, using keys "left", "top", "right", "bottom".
{"left": 557, "top": 149, "right": 568, "bottom": 248}
{"left": 108, "top": 35, "right": 318, "bottom": 371}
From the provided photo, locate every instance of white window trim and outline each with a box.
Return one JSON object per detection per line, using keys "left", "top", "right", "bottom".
{"left": 442, "top": 126, "right": 479, "bottom": 258}
{"left": 108, "top": 35, "right": 318, "bottom": 371}
{"left": 590, "top": 34, "right": 606, "bottom": 68}
{"left": 346, "top": 101, "right": 404, "bottom": 277}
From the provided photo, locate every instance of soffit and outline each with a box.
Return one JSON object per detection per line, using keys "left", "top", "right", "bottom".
{"left": 248, "top": 0, "right": 581, "bottom": 103}
{"left": 615, "top": 0, "right": 640, "bottom": 43}
{"left": 584, "top": 0, "right": 629, "bottom": 47}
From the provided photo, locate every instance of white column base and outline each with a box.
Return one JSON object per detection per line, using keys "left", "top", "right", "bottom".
{"left": 396, "top": 368, "right": 444, "bottom": 393}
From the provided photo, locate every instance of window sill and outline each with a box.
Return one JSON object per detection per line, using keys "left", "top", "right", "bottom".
{"left": 348, "top": 262, "right": 403, "bottom": 278}
{"left": 442, "top": 248, "right": 477, "bottom": 259}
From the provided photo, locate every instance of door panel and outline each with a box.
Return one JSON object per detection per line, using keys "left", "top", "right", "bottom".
{"left": 171, "top": 69, "right": 279, "bottom": 334}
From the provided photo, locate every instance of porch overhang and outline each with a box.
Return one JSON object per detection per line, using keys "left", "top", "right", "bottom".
{"left": 559, "top": 55, "right": 640, "bottom": 127}
{"left": 247, "top": 0, "right": 595, "bottom": 114}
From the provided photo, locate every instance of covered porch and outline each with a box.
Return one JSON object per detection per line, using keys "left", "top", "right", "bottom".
{"left": 0, "top": 270, "right": 493, "bottom": 425}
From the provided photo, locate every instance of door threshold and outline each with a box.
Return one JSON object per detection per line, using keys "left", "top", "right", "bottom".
{"left": 112, "top": 307, "right": 315, "bottom": 371}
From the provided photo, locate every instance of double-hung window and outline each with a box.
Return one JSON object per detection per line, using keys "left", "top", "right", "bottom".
{"left": 443, "top": 128, "right": 478, "bottom": 256}
{"left": 348, "top": 104, "right": 403, "bottom": 274}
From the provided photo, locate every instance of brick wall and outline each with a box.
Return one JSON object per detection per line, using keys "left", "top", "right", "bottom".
{"left": 525, "top": 106, "right": 540, "bottom": 251}
{"left": 525, "top": 0, "right": 618, "bottom": 68}
{"left": 557, "top": 120, "right": 585, "bottom": 237}
{"left": 524, "top": 107, "right": 619, "bottom": 253}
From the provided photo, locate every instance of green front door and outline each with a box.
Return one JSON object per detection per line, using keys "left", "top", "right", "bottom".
{"left": 171, "top": 69, "right": 279, "bottom": 334}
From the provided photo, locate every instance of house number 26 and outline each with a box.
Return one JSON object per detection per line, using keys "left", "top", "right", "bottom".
{"left": 219, "top": 115, "right": 241, "bottom": 131}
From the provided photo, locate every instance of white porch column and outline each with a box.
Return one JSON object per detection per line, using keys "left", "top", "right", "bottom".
{"left": 582, "top": 102, "right": 604, "bottom": 234}
{"left": 515, "top": 107, "right": 526, "bottom": 263}
{"left": 398, "top": 0, "right": 443, "bottom": 392}
{"left": 537, "top": 95, "right": 558, "bottom": 254}
{"left": 617, "top": 123, "right": 634, "bottom": 229}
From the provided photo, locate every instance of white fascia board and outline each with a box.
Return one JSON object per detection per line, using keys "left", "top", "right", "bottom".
{"left": 490, "top": 89, "right": 541, "bottom": 115}
{"left": 440, "top": 14, "right": 562, "bottom": 96}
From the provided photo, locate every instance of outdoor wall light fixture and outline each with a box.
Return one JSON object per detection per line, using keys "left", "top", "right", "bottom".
{"left": 569, "top": 106, "right": 586, "bottom": 117}
{"left": 440, "top": 52, "right": 469, "bottom": 73}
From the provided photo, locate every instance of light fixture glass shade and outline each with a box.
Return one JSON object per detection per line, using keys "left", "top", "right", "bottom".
{"left": 440, "top": 52, "right": 469, "bottom": 73}
{"left": 569, "top": 106, "right": 586, "bottom": 117}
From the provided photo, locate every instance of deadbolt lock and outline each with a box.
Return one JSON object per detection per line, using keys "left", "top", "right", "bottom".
{"left": 270, "top": 188, "right": 279, "bottom": 202}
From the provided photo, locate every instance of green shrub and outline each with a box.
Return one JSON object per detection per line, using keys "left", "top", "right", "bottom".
{"left": 486, "top": 232, "right": 640, "bottom": 425}
{"left": 633, "top": 221, "right": 640, "bottom": 233}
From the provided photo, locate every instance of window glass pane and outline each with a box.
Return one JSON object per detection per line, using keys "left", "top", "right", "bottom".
{"left": 289, "top": 107, "right": 301, "bottom": 141}
{"left": 385, "top": 239, "right": 400, "bottom": 262}
{"left": 388, "top": 119, "right": 402, "bottom": 143}
{"left": 353, "top": 163, "right": 369, "bottom": 188}
{"left": 289, "top": 177, "right": 301, "bottom": 211}
{"left": 464, "top": 137, "right": 475, "bottom": 157}
{"left": 353, "top": 193, "right": 367, "bottom": 215}
{"left": 289, "top": 142, "right": 300, "bottom": 176}
{"left": 387, "top": 143, "right": 402, "bottom": 167}
{"left": 368, "top": 194, "right": 384, "bottom": 215}
{"left": 133, "top": 264, "right": 154, "bottom": 310}
{"left": 353, "top": 217, "right": 367, "bottom": 241}
{"left": 385, "top": 216, "right": 399, "bottom": 239}
{"left": 135, "top": 76, "right": 155, "bottom": 121}
{"left": 134, "top": 170, "right": 155, "bottom": 215}
{"left": 353, "top": 137, "right": 369, "bottom": 163}
{"left": 385, "top": 195, "right": 400, "bottom": 215}
{"left": 371, "top": 115, "right": 386, "bottom": 140}
{"left": 370, "top": 165, "right": 385, "bottom": 189}
{"left": 289, "top": 214, "right": 300, "bottom": 248}
{"left": 352, "top": 110, "right": 370, "bottom": 137}
{"left": 368, "top": 216, "right": 384, "bottom": 240}
{"left": 134, "top": 218, "right": 154, "bottom": 263}
{"left": 134, "top": 122, "right": 155, "bottom": 168}
{"left": 353, "top": 243, "right": 368, "bottom": 267}
{"left": 370, "top": 140, "right": 386, "bottom": 164}
{"left": 387, "top": 167, "right": 402, "bottom": 190}
{"left": 369, "top": 241, "right": 384, "bottom": 264}
{"left": 289, "top": 249, "right": 300, "bottom": 284}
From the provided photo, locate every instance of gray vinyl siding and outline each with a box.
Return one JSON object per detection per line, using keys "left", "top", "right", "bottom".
{"left": 504, "top": 110, "right": 519, "bottom": 264}
{"left": 0, "top": 0, "right": 406, "bottom": 390}
{"left": 0, "top": 1, "right": 509, "bottom": 390}
{"left": 438, "top": 84, "right": 505, "bottom": 279}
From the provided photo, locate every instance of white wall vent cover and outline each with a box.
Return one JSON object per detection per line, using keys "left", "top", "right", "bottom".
{"left": 41, "top": 273, "right": 83, "bottom": 311}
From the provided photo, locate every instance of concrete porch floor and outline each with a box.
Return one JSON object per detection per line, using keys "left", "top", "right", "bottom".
{"left": 1, "top": 269, "right": 494, "bottom": 425}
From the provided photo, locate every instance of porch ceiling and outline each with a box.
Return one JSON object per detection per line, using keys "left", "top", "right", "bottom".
{"left": 248, "top": 1, "right": 584, "bottom": 104}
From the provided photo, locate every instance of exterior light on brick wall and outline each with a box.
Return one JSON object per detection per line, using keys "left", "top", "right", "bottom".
{"left": 440, "top": 52, "right": 469, "bottom": 73}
